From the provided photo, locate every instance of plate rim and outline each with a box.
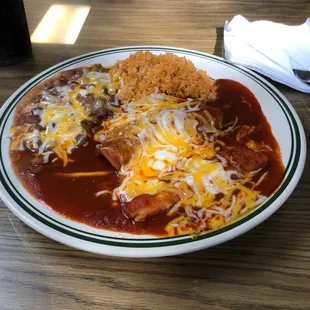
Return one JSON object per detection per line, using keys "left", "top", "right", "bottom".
{"left": 0, "top": 45, "right": 306, "bottom": 257}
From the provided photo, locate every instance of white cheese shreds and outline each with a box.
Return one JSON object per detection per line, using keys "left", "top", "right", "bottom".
{"left": 95, "top": 190, "right": 112, "bottom": 197}
{"left": 10, "top": 66, "right": 112, "bottom": 166}
{"left": 94, "top": 94, "right": 265, "bottom": 236}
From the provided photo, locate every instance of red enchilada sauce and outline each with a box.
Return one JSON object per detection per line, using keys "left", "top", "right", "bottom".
{"left": 10, "top": 79, "right": 285, "bottom": 236}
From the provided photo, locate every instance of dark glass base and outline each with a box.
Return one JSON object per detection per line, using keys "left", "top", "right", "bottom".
{"left": 0, "top": 54, "right": 32, "bottom": 66}
{"left": 0, "top": 0, "right": 32, "bottom": 66}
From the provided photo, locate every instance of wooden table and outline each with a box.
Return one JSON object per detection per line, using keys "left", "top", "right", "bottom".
{"left": 1, "top": 1, "right": 310, "bottom": 309}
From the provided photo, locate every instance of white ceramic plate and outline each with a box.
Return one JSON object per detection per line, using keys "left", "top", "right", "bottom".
{"left": 0, "top": 46, "right": 306, "bottom": 257}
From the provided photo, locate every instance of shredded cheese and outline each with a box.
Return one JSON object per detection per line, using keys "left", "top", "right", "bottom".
{"left": 10, "top": 68, "right": 113, "bottom": 166}
{"left": 54, "top": 171, "right": 112, "bottom": 178}
{"left": 95, "top": 94, "right": 265, "bottom": 235}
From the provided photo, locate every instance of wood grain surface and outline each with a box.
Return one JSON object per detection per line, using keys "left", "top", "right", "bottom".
{"left": 1, "top": 0, "right": 310, "bottom": 309}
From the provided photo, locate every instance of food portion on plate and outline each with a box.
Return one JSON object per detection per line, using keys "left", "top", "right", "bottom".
{"left": 9, "top": 51, "right": 285, "bottom": 237}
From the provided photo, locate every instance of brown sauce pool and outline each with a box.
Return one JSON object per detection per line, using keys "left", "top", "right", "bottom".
{"left": 10, "top": 79, "right": 285, "bottom": 236}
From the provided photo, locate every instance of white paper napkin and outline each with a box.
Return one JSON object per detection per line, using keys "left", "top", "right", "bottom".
{"left": 224, "top": 15, "right": 310, "bottom": 93}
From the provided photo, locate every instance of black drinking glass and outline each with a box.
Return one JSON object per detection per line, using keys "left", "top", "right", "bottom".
{"left": 0, "top": 0, "right": 32, "bottom": 65}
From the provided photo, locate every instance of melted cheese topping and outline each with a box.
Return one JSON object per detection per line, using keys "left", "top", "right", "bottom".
{"left": 10, "top": 69, "right": 112, "bottom": 166}
{"left": 95, "top": 95, "right": 266, "bottom": 235}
